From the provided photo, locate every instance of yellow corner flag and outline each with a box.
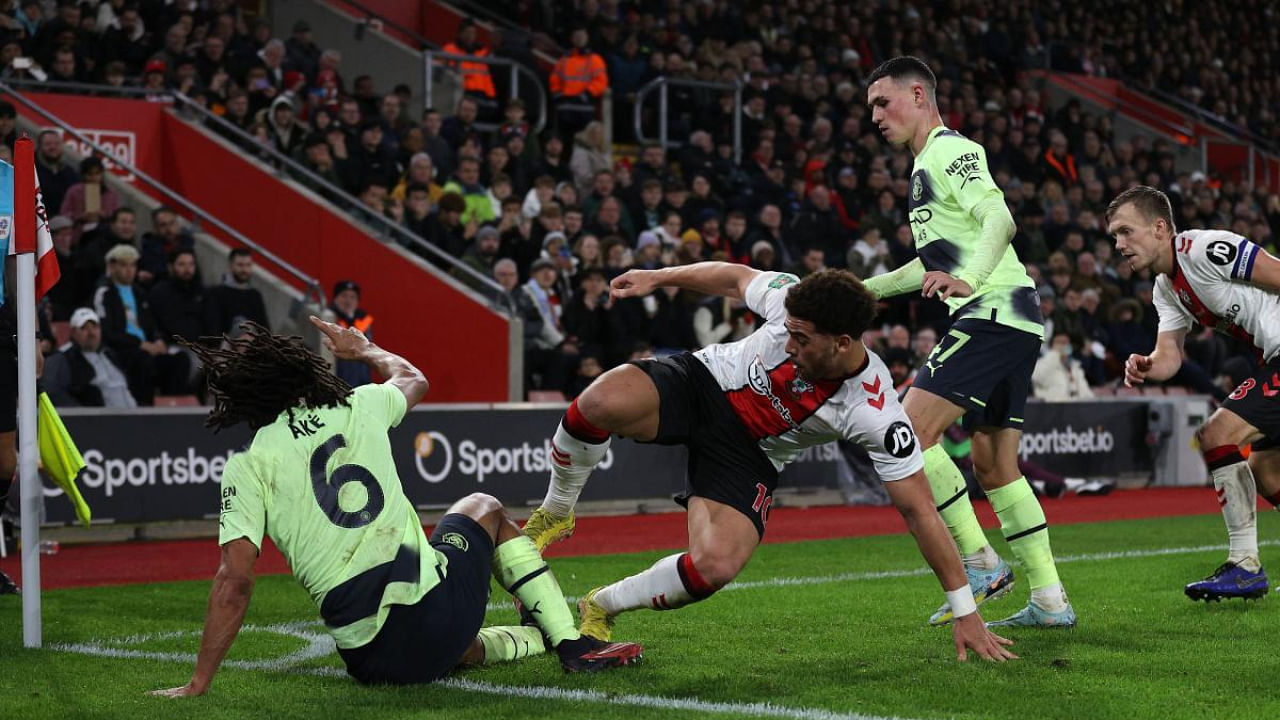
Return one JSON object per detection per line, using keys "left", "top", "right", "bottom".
{"left": 36, "top": 392, "right": 91, "bottom": 528}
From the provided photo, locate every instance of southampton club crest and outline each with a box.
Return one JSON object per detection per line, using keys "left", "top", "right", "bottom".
{"left": 789, "top": 376, "right": 814, "bottom": 397}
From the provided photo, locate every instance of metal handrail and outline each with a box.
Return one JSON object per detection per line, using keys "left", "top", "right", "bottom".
{"left": 0, "top": 77, "right": 516, "bottom": 315}
{"left": 634, "top": 76, "right": 743, "bottom": 164}
{"left": 324, "top": 0, "right": 439, "bottom": 50}
{"left": 0, "top": 82, "right": 327, "bottom": 307}
{"left": 423, "top": 49, "right": 548, "bottom": 134}
{"left": 1128, "top": 78, "right": 1280, "bottom": 156}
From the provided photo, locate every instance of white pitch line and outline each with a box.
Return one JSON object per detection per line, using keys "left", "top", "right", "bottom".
{"left": 52, "top": 537, "right": 1272, "bottom": 720}
{"left": 484, "top": 538, "right": 1280, "bottom": 611}
{"left": 439, "top": 677, "right": 917, "bottom": 720}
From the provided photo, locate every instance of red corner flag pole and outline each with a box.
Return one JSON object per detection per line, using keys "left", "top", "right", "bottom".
{"left": 14, "top": 135, "right": 42, "bottom": 648}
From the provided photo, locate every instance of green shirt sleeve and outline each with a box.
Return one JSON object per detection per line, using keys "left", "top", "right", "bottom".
{"left": 355, "top": 383, "right": 409, "bottom": 430}
{"left": 933, "top": 141, "right": 1014, "bottom": 292}
{"left": 863, "top": 258, "right": 924, "bottom": 299}
{"left": 218, "top": 453, "right": 266, "bottom": 551}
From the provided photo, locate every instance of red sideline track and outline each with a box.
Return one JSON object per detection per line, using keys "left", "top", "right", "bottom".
{"left": 0, "top": 487, "right": 1232, "bottom": 590}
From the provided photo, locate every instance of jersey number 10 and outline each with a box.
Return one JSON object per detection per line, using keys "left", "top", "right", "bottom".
{"left": 310, "top": 434, "right": 386, "bottom": 529}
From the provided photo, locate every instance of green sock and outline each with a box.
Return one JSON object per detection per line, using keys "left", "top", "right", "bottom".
{"left": 922, "top": 445, "right": 988, "bottom": 556}
{"left": 476, "top": 626, "right": 546, "bottom": 665}
{"left": 492, "top": 535, "right": 580, "bottom": 646}
{"left": 987, "top": 477, "right": 1059, "bottom": 590}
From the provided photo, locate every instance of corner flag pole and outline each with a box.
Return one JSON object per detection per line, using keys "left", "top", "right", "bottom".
{"left": 14, "top": 134, "right": 41, "bottom": 648}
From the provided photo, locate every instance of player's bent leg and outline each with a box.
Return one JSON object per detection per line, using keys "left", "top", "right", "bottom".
{"left": 1251, "top": 446, "right": 1280, "bottom": 508}
{"left": 465, "top": 491, "right": 642, "bottom": 672}
{"left": 528, "top": 364, "right": 663, "bottom": 551}
{"left": 972, "top": 429, "right": 1076, "bottom": 628}
{"left": 1186, "top": 410, "right": 1269, "bottom": 601}
{"left": 585, "top": 497, "right": 757, "bottom": 641}
{"left": 466, "top": 627, "right": 547, "bottom": 666}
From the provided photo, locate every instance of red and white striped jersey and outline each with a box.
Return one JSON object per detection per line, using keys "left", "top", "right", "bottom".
{"left": 692, "top": 271, "right": 924, "bottom": 482}
{"left": 1154, "top": 229, "right": 1280, "bottom": 361}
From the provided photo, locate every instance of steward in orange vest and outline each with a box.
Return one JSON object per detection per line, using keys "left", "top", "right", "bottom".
{"left": 443, "top": 21, "right": 496, "bottom": 99}
{"left": 550, "top": 28, "right": 608, "bottom": 100}
{"left": 330, "top": 280, "right": 375, "bottom": 386}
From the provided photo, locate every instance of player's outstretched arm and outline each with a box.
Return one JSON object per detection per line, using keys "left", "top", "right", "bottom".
{"left": 151, "top": 539, "right": 258, "bottom": 697}
{"left": 885, "top": 472, "right": 1017, "bottom": 662}
{"left": 1247, "top": 248, "right": 1280, "bottom": 293}
{"left": 862, "top": 257, "right": 924, "bottom": 299}
{"left": 1125, "top": 329, "right": 1186, "bottom": 387}
{"left": 611, "top": 261, "right": 761, "bottom": 301}
{"left": 310, "top": 316, "right": 429, "bottom": 405}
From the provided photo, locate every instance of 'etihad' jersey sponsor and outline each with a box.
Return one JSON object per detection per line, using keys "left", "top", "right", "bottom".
{"left": 906, "top": 125, "right": 1043, "bottom": 338}
{"left": 693, "top": 272, "right": 924, "bottom": 481}
{"left": 1153, "top": 228, "right": 1280, "bottom": 362}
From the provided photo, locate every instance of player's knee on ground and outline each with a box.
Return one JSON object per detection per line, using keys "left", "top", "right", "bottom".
{"left": 687, "top": 548, "right": 747, "bottom": 591}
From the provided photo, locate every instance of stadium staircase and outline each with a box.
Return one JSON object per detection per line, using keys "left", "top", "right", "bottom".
{"left": 1046, "top": 72, "right": 1280, "bottom": 191}
{"left": 4, "top": 85, "right": 521, "bottom": 402}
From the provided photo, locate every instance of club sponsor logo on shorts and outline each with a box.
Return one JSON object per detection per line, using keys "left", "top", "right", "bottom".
{"left": 884, "top": 421, "right": 916, "bottom": 458}
{"left": 1205, "top": 240, "right": 1237, "bottom": 266}
{"left": 441, "top": 532, "right": 469, "bottom": 552}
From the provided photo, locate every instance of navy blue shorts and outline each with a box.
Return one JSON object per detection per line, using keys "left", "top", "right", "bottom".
{"left": 336, "top": 513, "right": 494, "bottom": 685}
{"left": 912, "top": 318, "right": 1042, "bottom": 431}
{"left": 631, "top": 353, "right": 779, "bottom": 537}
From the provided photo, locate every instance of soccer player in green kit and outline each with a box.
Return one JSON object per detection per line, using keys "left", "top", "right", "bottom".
{"left": 153, "top": 318, "right": 640, "bottom": 697}
{"left": 864, "top": 57, "right": 1076, "bottom": 628}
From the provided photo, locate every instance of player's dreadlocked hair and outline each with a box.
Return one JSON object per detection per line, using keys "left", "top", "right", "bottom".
{"left": 179, "top": 322, "right": 352, "bottom": 432}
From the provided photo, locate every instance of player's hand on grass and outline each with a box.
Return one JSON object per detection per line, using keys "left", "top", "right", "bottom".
{"left": 1124, "top": 353, "right": 1153, "bottom": 387}
{"left": 952, "top": 613, "right": 1017, "bottom": 662}
{"left": 921, "top": 271, "right": 973, "bottom": 301}
{"left": 150, "top": 681, "right": 206, "bottom": 698}
{"left": 309, "top": 315, "right": 371, "bottom": 361}
{"left": 611, "top": 269, "right": 659, "bottom": 299}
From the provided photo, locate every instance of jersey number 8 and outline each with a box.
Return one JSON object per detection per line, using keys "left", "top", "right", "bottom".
{"left": 310, "top": 434, "right": 385, "bottom": 528}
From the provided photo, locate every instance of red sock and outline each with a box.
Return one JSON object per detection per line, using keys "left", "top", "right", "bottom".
{"left": 677, "top": 553, "right": 717, "bottom": 599}
{"left": 563, "top": 398, "right": 609, "bottom": 444}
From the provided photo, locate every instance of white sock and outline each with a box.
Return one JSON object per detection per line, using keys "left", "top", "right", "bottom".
{"left": 596, "top": 554, "right": 698, "bottom": 614}
{"left": 541, "top": 422, "right": 610, "bottom": 517}
{"left": 1213, "top": 457, "right": 1259, "bottom": 568}
{"left": 1030, "top": 582, "right": 1068, "bottom": 611}
{"left": 962, "top": 545, "right": 1000, "bottom": 571}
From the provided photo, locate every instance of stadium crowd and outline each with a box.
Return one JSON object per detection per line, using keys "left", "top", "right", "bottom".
{"left": 6, "top": 0, "right": 1279, "bottom": 402}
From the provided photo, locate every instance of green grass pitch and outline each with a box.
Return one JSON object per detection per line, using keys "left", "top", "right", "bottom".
{"left": 3, "top": 513, "right": 1280, "bottom": 720}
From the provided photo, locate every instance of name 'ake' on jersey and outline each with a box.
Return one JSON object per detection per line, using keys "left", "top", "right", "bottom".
{"left": 1154, "top": 228, "right": 1280, "bottom": 362}
{"left": 693, "top": 271, "right": 924, "bottom": 483}
{"left": 218, "top": 383, "right": 446, "bottom": 650}
{"left": 908, "top": 125, "right": 1043, "bottom": 338}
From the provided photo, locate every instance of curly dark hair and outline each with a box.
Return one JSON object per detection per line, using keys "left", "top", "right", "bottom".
{"left": 179, "top": 323, "right": 352, "bottom": 432}
{"left": 783, "top": 270, "right": 878, "bottom": 339}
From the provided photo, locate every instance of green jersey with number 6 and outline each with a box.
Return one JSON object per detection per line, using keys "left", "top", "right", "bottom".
{"left": 909, "top": 125, "right": 1043, "bottom": 339}
{"left": 218, "top": 383, "right": 445, "bottom": 649}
